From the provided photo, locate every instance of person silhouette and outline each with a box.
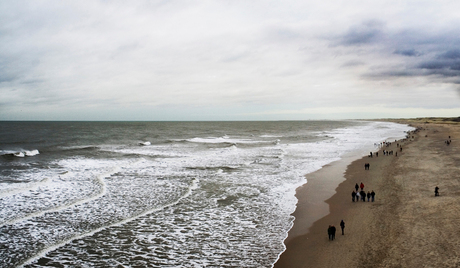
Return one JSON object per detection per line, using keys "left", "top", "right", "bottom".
{"left": 330, "top": 225, "right": 336, "bottom": 240}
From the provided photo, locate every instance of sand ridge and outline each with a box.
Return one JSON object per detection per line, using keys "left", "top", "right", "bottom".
{"left": 275, "top": 121, "right": 460, "bottom": 268}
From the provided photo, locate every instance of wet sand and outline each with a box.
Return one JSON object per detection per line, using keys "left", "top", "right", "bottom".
{"left": 275, "top": 120, "right": 460, "bottom": 268}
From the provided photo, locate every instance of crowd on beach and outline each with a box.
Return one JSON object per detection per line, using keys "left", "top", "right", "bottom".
{"left": 328, "top": 135, "right": 412, "bottom": 242}
{"left": 351, "top": 183, "right": 375, "bottom": 202}
{"left": 327, "top": 127, "right": 447, "bottom": 242}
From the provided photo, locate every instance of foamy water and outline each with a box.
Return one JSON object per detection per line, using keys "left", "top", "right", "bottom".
{"left": 0, "top": 121, "right": 413, "bottom": 267}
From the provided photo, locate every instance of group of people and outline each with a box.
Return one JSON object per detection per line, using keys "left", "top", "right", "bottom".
{"left": 352, "top": 182, "right": 375, "bottom": 202}
{"left": 328, "top": 220, "right": 345, "bottom": 240}
{"left": 364, "top": 163, "right": 370, "bottom": 170}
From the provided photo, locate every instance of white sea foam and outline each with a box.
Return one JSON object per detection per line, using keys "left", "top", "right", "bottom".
{"left": 24, "top": 149, "right": 40, "bottom": 156}
{"left": 139, "top": 141, "right": 151, "bottom": 146}
{"left": 0, "top": 166, "right": 118, "bottom": 227}
{"left": 0, "top": 178, "right": 51, "bottom": 198}
{"left": 18, "top": 178, "right": 198, "bottom": 268}
{"left": 0, "top": 149, "right": 40, "bottom": 157}
{"left": 186, "top": 136, "right": 275, "bottom": 144}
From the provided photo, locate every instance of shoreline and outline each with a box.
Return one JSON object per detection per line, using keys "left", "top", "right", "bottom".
{"left": 275, "top": 119, "right": 460, "bottom": 267}
{"left": 281, "top": 152, "right": 367, "bottom": 245}
{"left": 280, "top": 120, "right": 413, "bottom": 245}
{"left": 275, "top": 130, "right": 408, "bottom": 267}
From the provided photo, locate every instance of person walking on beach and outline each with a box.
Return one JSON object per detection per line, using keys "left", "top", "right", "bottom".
{"left": 435, "top": 186, "right": 439, "bottom": 196}
{"left": 355, "top": 183, "right": 359, "bottom": 192}
{"left": 371, "top": 190, "right": 375, "bottom": 202}
{"left": 360, "top": 190, "right": 366, "bottom": 202}
{"left": 360, "top": 182, "right": 364, "bottom": 190}
{"left": 328, "top": 225, "right": 332, "bottom": 240}
{"left": 352, "top": 190, "right": 356, "bottom": 202}
{"left": 340, "top": 220, "right": 345, "bottom": 235}
{"left": 356, "top": 191, "right": 360, "bottom": 202}
{"left": 367, "top": 191, "right": 371, "bottom": 202}
{"left": 331, "top": 225, "right": 336, "bottom": 240}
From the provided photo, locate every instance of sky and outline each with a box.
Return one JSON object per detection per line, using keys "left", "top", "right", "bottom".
{"left": 1, "top": 0, "right": 460, "bottom": 121}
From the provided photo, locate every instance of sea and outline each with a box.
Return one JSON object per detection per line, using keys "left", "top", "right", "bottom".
{"left": 0, "top": 121, "right": 413, "bottom": 268}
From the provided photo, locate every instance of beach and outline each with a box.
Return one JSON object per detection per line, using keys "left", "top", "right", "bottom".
{"left": 275, "top": 118, "right": 460, "bottom": 268}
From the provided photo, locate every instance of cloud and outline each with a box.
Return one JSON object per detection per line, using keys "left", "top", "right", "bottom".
{"left": 393, "top": 49, "right": 421, "bottom": 57}
{"left": 341, "top": 60, "right": 366, "bottom": 67}
{"left": 338, "top": 20, "right": 385, "bottom": 46}
{"left": 439, "top": 49, "right": 460, "bottom": 60}
{"left": 334, "top": 21, "right": 460, "bottom": 86}
{"left": 1, "top": 1, "right": 460, "bottom": 120}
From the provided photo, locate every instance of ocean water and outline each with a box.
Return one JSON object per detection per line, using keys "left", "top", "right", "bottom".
{"left": 0, "top": 121, "right": 412, "bottom": 268}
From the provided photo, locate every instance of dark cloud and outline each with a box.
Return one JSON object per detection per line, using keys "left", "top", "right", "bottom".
{"left": 413, "top": 49, "right": 460, "bottom": 78}
{"left": 419, "top": 60, "right": 460, "bottom": 72}
{"left": 336, "top": 21, "right": 460, "bottom": 87}
{"left": 438, "top": 49, "right": 460, "bottom": 60}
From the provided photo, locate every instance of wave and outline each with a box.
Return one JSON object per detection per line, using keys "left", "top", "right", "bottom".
{"left": 59, "top": 146, "right": 100, "bottom": 152}
{"left": 260, "top": 135, "right": 282, "bottom": 138}
{"left": 0, "top": 178, "right": 51, "bottom": 198}
{"left": 186, "top": 165, "right": 240, "bottom": 172}
{"left": 139, "top": 141, "right": 151, "bottom": 146}
{"left": 0, "top": 149, "right": 40, "bottom": 157}
{"left": 182, "top": 136, "right": 280, "bottom": 146}
{"left": 18, "top": 178, "right": 199, "bottom": 268}
{"left": 0, "top": 166, "right": 119, "bottom": 228}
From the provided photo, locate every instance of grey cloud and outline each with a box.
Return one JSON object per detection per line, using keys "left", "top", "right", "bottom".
{"left": 419, "top": 60, "right": 460, "bottom": 71}
{"left": 393, "top": 49, "right": 421, "bottom": 57}
{"left": 0, "top": 71, "right": 18, "bottom": 83}
{"left": 341, "top": 60, "right": 365, "bottom": 67}
{"left": 412, "top": 49, "right": 460, "bottom": 78}
{"left": 0, "top": 57, "right": 21, "bottom": 83}
{"left": 438, "top": 49, "right": 460, "bottom": 60}
{"left": 339, "top": 20, "right": 385, "bottom": 46}
{"left": 336, "top": 22, "right": 460, "bottom": 84}
{"left": 0, "top": 55, "right": 42, "bottom": 86}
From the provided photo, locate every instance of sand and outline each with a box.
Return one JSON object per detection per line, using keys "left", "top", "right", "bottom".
{"left": 274, "top": 120, "right": 460, "bottom": 268}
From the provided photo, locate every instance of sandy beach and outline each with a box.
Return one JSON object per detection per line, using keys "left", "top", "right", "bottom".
{"left": 275, "top": 118, "right": 460, "bottom": 268}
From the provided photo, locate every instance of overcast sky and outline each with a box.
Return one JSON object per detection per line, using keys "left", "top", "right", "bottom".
{"left": 1, "top": 0, "right": 460, "bottom": 120}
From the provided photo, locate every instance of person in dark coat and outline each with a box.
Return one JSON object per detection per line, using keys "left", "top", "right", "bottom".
{"left": 330, "top": 225, "right": 336, "bottom": 240}
{"left": 328, "top": 225, "right": 332, "bottom": 240}
{"left": 435, "top": 186, "right": 439, "bottom": 196}
{"left": 340, "top": 220, "right": 345, "bottom": 235}
{"left": 360, "top": 190, "right": 366, "bottom": 202}
{"left": 355, "top": 183, "right": 359, "bottom": 192}
{"left": 367, "top": 191, "right": 371, "bottom": 202}
{"left": 352, "top": 190, "right": 356, "bottom": 202}
{"left": 371, "top": 190, "right": 375, "bottom": 202}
